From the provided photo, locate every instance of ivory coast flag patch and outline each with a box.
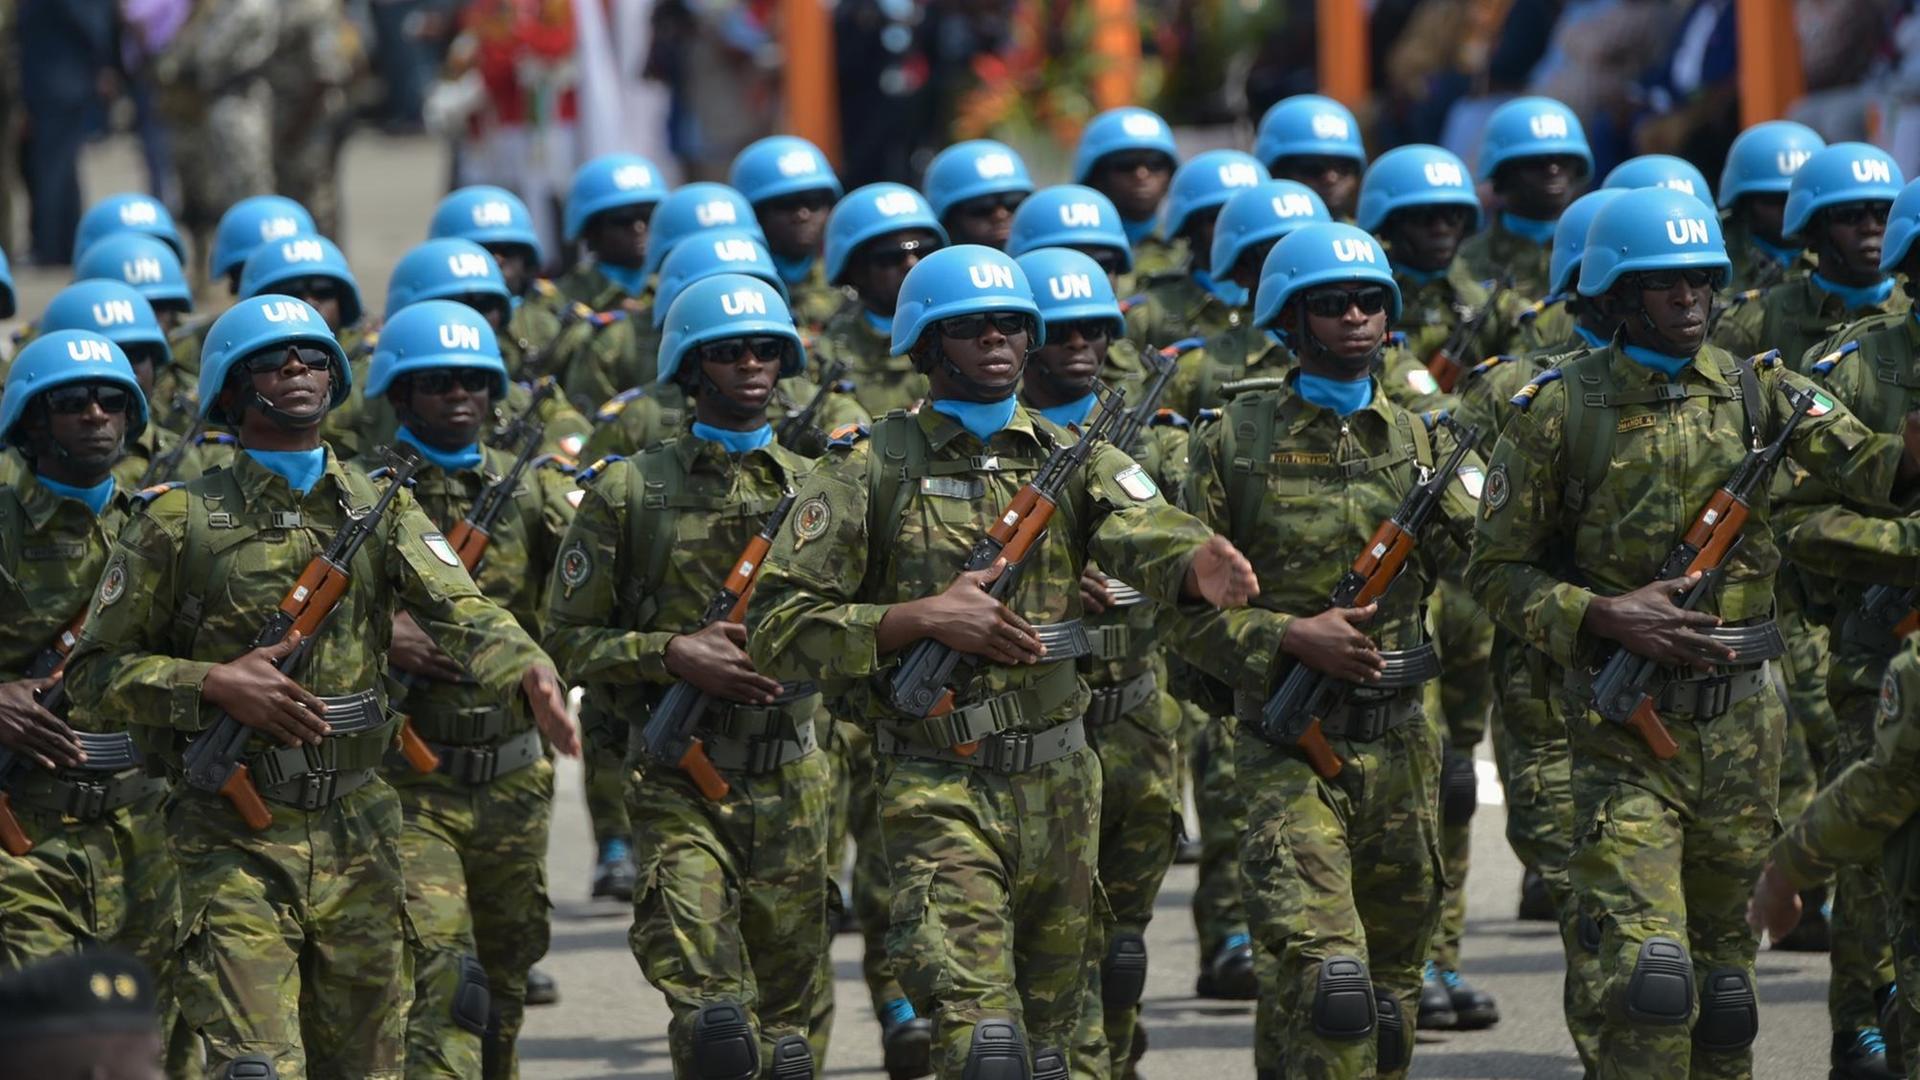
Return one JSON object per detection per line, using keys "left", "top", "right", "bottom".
{"left": 1115, "top": 464, "right": 1158, "bottom": 500}
{"left": 1806, "top": 391, "right": 1835, "bottom": 417}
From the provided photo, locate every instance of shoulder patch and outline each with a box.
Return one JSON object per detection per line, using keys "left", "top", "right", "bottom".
{"left": 594, "top": 386, "right": 649, "bottom": 423}
{"left": 791, "top": 494, "right": 832, "bottom": 547}
{"left": 1405, "top": 367, "right": 1441, "bottom": 396}
{"left": 1510, "top": 367, "right": 1564, "bottom": 409}
{"left": 421, "top": 531, "right": 462, "bottom": 567}
{"left": 1809, "top": 340, "right": 1861, "bottom": 377}
{"left": 826, "top": 423, "right": 870, "bottom": 450}
{"left": 1882, "top": 665, "right": 1902, "bottom": 722}
{"left": 557, "top": 541, "right": 592, "bottom": 588}
{"left": 1483, "top": 463, "right": 1510, "bottom": 514}
{"left": 1149, "top": 408, "right": 1189, "bottom": 429}
{"left": 1114, "top": 463, "right": 1158, "bottom": 500}
{"left": 1455, "top": 464, "right": 1485, "bottom": 500}
{"left": 97, "top": 557, "right": 128, "bottom": 607}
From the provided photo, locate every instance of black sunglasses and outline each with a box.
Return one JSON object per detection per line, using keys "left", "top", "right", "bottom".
{"left": 1826, "top": 202, "right": 1891, "bottom": 227}
{"left": 409, "top": 368, "right": 496, "bottom": 394}
{"left": 1275, "top": 156, "right": 1361, "bottom": 179}
{"left": 698, "top": 336, "right": 788, "bottom": 364}
{"left": 1050, "top": 318, "right": 1111, "bottom": 341}
{"left": 43, "top": 383, "right": 132, "bottom": 415}
{"left": 954, "top": 192, "right": 1026, "bottom": 217}
{"left": 597, "top": 205, "right": 655, "bottom": 230}
{"left": 762, "top": 190, "right": 835, "bottom": 214}
{"left": 940, "top": 312, "right": 1029, "bottom": 340}
{"left": 1101, "top": 151, "right": 1174, "bottom": 175}
{"left": 1398, "top": 205, "right": 1472, "bottom": 229}
{"left": 1301, "top": 286, "right": 1390, "bottom": 318}
{"left": 1080, "top": 247, "right": 1129, "bottom": 275}
{"left": 241, "top": 345, "right": 337, "bottom": 374}
{"left": 454, "top": 293, "right": 509, "bottom": 320}
{"left": 1635, "top": 268, "right": 1720, "bottom": 291}
{"left": 286, "top": 278, "right": 343, "bottom": 303}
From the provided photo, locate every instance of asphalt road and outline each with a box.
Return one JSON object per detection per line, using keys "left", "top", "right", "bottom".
{"left": 16, "top": 133, "right": 1841, "bottom": 1080}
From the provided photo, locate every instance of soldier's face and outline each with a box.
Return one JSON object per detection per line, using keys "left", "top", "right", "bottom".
{"left": 927, "top": 311, "right": 1031, "bottom": 400}
{"left": 398, "top": 367, "right": 494, "bottom": 448}
{"left": 1294, "top": 282, "right": 1389, "bottom": 370}
{"left": 29, "top": 379, "right": 132, "bottom": 474}
{"left": 946, "top": 192, "right": 1025, "bottom": 249}
{"left": 1095, "top": 151, "right": 1175, "bottom": 221}
{"left": 1183, "top": 207, "right": 1222, "bottom": 264}
{"left": 154, "top": 302, "right": 186, "bottom": 333}
{"left": 696, "top": 336, "right": 782, "bottom": 414}
{"left": 129, "top": 353, "right": 157, "bottom": 399}
{"left": 234, "top": 345, "right": 335, "bottom": 429}
{"left": 1817, "top": 201, "right": 1890, "bottom": 281}
{"left": 1741, "top": 193, "right": 1789, "bottom": 246}
{"left": 1497, "top": 155, "right": 1585, "bottom": 220}
{"left": 1229, "top": 238, "right": 1280, "bottom": 291}
{"left": 1030, "top": 319, "right": 1107, "bottom": 397}
{"left": 849, "top": 229, "right": 942, "bottom": 315}
{"left": 587, "top": 204, "right": 653, "bottom": 268}
{"left": 484, "top": 244, "right": 535, "bottom": 294}
{"left": 1072, "top": 244, "right": 1128, "bottom": 289}
{"left": 1386, "top": 205, "right": 1472, "bottom": 273}
{"left": 1273, "top": 156, "right": 1360, "bottom": 219}
{"left": 1619, "top": 269, "right": 1715, "bottom": 353}
{"left": 287, "top": 277, "right": 346, "bottom": 332}
{"left": 757, "top": 189, "right": 835, "bottom": 259}
{"left": 455, "top": 293, "right": 510, "bottom": 333}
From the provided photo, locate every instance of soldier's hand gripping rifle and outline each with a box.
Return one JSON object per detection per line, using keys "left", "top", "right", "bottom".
{"left": 0, "top": 599, "right": 114, "bottom": 853}
{"left": 1427, "top": 280, "right": 1508, "bottom": 393}
{"left": 776, "top": 357, "right": 850, "bottom": 451}
{"left": 1588, "top": 384, "right": 1816, "bottom": 758}
{"left": 639, "top": 492, "right": 799, "bottom": 800}
{"left": 884, "top": 385, "right": 1125, "bottom": 753}
{"left": 182, "top": 449, "right": 426, "bottom": 828}
{"left": 1260, "top": 417, "right": 1482, "bottom": 778}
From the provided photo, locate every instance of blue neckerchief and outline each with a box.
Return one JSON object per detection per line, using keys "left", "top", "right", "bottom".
{"left": 930, "top": 396, "right": 1018, "bottom": 441}
{"left": 1813, "top": 273, "right": 1896, "bottom": 313}
{"left": 1123, "top": 217, "right": 1157, "bottom": 245}
{"left": 37, "top": 474, "right": 114, "bottom": 516}
{"left": 1266, "top": 329, "right": 1290, "bottom": 349}
{"left": 691, "top": 422, "right": 773, "bottom": 453}
{"left": 597, "top": 261, "right": 650, "bottom": 297}
{"left": 861, "top": 308, "right": 892, "bottom": 335}
{"left": 1500, "top": 212, "right": 1557, "bottom": 245}
{"left": 1623, "top": 344, "right": 1693, "bottom": 379}
{"left": 1036, "top": 392, "right": 1098, "bottom": 429}
{"left": 1574, "top": 324, "right": 1610, "bottom": 349}
{"left": 510, "top": 293, "right": 524, "bottom": 311}
{"left": 1391, "top": 261, "right": 1447, "bottom": 285}
{"left": 772, "top": 251, "right": 816, "bottom": 285}
{"left": 396, "top": 426, "right": 484, "bottom": 473}
{"left": 246, "top": 448, "right": 327, "bottom": 494}
{"left": 1295, "top": 372, "right": 1373, "bottom": 415}
{"left": 1193, "top": 268, "right": 1249, "bottom": 309}
{"left": 1750, "top": 233, "right": 1802, "bottom": 269}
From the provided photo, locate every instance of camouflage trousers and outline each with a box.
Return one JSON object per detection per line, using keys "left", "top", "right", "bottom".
{"left": 169, "top": 79, "right": 274, "bottom": 274}
{"left": 1564, "top": 682, "right": 1782, "bottom": 1080}
{"left": 170, "top": 780, "right": 411, "bottom": 1079}
{"left": 1891, "top": 907, "right": 1920, "bottom": 1073}
{"left": 1237, "top": 704, "right": 1444, "bottom": 1080}
{"left": 0, "top": 787, "right": 194, "bottom": 1073}
{"left": 880, "top": 742, "right": 1101, "bottom": 1078}
{"left": 1429, "top": 578, "right": 1495, "bottom": 973}
{"left": 629, "top": 737, "right": 835, "bottom": 1076}
{"left": 581, "top": 704, "right": 633, "bottom": 847}
{"left": 1487, "top": 642, "right": 1602, "bottom": 1073}
{"left": 823, "top": 716, "right": 906, "bottom": 1017}
{"left": 1829, "top": 655, "right": 1899, "bottom": 1039}
{"left": 392, "top": 756, "right": 555, "bottom": 1080}
{"left": 1192, "top": 709, "right": 1250, "bottom": 962}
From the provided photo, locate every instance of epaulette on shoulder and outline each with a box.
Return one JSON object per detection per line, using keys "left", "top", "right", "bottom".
{"left": 1148, "top": 408, "right": 1189, "bottom": 429}
{"left": 532, "top": 452, "right": 579, "bottom": 475}
{"left": 352, "top": 332, "right": 379, "bottom": 358}
{"left": 194, "top": 430, "right": 238, "bottom": 447}
{"left": 530, "top": 278, "right": 561, "bottom": 302}
{"left": 1727, "top": 288, "right": 1765, "bottom": 310}
{"left": 1518, "top": 294, "right": 1564, "bottom": 325}
{"left": 1808, "top": 340, "right": 1861, "bottom": 377}
{"left": 133, "top": 481, "right": 185, "bottom": 508}
{"left": 594, "top": 386, "right": 649, "bottom": 424}
{"left": 1388, "top": 330, "right": 1408, "bottom": 348}
{"left": 1118, "top": 293, "right": 1148, "bottom": 314}
{"left": 1220, "top": 376, "right": 1288, "bottom": 400}
{"left": 1510, "top": 367, "right": 1564, "bottom": 409}
{"left": 1417, "top": 408, "right": 1451, "bottom": 432}
{"left": 826, "top": 422, "right": 870, "bottom": 450}
{"left": 574, "top": 455, "right": 626, "bottom": 484}
{"left": 1463, "top": 355, "right": 1515, "bottom": 385}
{"left": 1746, "top": 348, "right": 1784, "bottom": 371}
{"left": 1193, "top": 407, "right": 1223, "bottom": 427}
{"left": 1158, "top": 336, "right": 1205, "bottom": 357}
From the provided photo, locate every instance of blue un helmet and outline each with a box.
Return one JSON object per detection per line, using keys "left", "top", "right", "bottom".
{"left": 1016, "top": 248, "right": 1125, "bottom": 339}
{"left": 210, "top": 196, "right": 316, "bottom": 281}
{"left": 892, "top": 244, "right": 1044, "bottom": 355}
{"left": 729, "top": 135, "right": 844, "bottom": 206}
{"left": 385, "top": 238, "right": 512, "bottom": 321}
{"left": 428, "top": 185, "right": 545, "bottom": 266}
{"left": 73, "top": 233, "right": 192, "bottom": 313}
{"left": 366, "top": 299, "right": 509, "bottom": 399}
{"left": 74, "top": 194, "right": 184, "bottom": 263}
{"left": 1210, "top": 180, "right": 1330, "bottom": 279}
{"left": 239, "top": 234, "right": 365, "bottom": 326}
{"left": 1007, "top": 185, "right": 1133, "bottom": 272}
{"left": 1602, "top": 154, "right": 1714, "bottom": 207}
{"left": 652, "top": 231, "right": 787, "bottom": 328}
{"left": 0, "top": 331, "right": 148, "bottom": 451}
{"left": 657, "top": 273, "right": 806, "bottom": 385}
{"left": 0, "top": 245, "right": 14, "bottom": 320}
{"left": 1253, "top": 222, "right": 1401, "bottom": 332}
{"left": 824, "top": 183, "right": 947, "bottom": 286}
{"left": 40, "top": 280, "right": 170, "bottom": 369}
{"left": 1876, "top": 178, "right": 1920, "bottom": 272}
{"left": 1163, "top": 150, "right": 1270, "bottom": 241}
{"left": 198, "top": 295, "right": 351, "bottom": 424}
{"left": 923, "top": 140, "right": 1035, "bottom": 221}
{"left": 1718, "top": 121, "right": 1826, "bottom": 210}
{"left": 641, "top": 183, "right": 764, "bottom": 278}
{"left": 1356, "top": 144, "right": 1481, "bottom": 234}
{"left": 1072, "top": 106, "right": 1180, "bottom": 184}
{"left": 1782, "top": 141, "right": 1905, "bottom": 241}
{"left": 1547, "top": 189, "right": 1629, "bottom": 297}
{"left": 1577, "top": 186, "right": 1731, "bottom": 296}
{"left": 1477, "top": 96, "right": 1592, "bottom": 182}
{"left": 564, "top": 153, "right": 669, "bottom": 243}
{"left": 1254, "top": 94, "right": 1367, "bottom": 171}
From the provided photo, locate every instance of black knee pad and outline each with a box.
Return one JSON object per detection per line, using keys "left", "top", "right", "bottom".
{"left": 1577, "top": 914, "right": 1602, "bottom": 954}
{"left": 690, "top": 1001, "right": 760, "bottom": 1080}
{"left": 1373, "top": 987, "right": 1408, "bottom": 1070}
{"left": 1692, "top": 967, "right": 1758, "bottom": 1052}
{"left": 1311, "top": 955, "right": 1376, "bottom": 1040}
{"left": 959, "top": 1019, "right": 1029, "bottom": 1080}
{"left": 1624, "top": 936, "right": 1694, "bottom": 1026}
{"left": 221, "top": 1055, "right": 278, "bottom": 1080}
{"left": 1441, "top": 748, "right": 1478, "bottom": 825}
{"left": 769, "top": 1033, "right": 814, "bottom": 1079}
{"left": 1102, "top": 931, "right": 1149, "bottom": 1008}
{"left": 1030, "top": 1046, "right": 1068, "bottom": 1080}
{"left": 452, "top": 954, "right": 491, "bottom": 1037}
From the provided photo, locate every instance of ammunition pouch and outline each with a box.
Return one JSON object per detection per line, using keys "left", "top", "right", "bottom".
{"left": 887, "top": 661, "right": 1081, "bottom": 748}
{"left": 8, "top": 732, "right": 164, "bottom": 819}
{"left": 251, "top": 691, "right": 395, "bottom": 810}
{"left": 877, "top": 718, "right": 1088, "bottom": 774}
{"left": 1083, "top": 671, "right": 1159, "bottom": 728}
{"left": 418, "top": 729, "right": 546, "bottom": 786}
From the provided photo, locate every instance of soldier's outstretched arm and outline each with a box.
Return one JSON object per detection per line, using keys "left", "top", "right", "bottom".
{"left": 542, "top": 462, "right": 685, "bottom": 686}
{"left": 1083, "top": 440, "right": 1243, "bottom": 609}
{"left": 1782, "top": 504, "right": 1920, "bottom": 587}
{"left": 1772, "top": 364, "right": 1919, "bottom": 511}
{"left": 743, "top": 450, "right": 881, "bottom": 691}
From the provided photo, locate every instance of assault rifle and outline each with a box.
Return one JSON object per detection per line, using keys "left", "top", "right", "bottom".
{"left": 1858, "top": 584, "right": 1920, "bottom": 643}
{"left": 1427, "top": 280, "right": 1507, "bottom": 393}
{"left": 776, "top": 358, "right": 850, "bottom": 451}
{"left": 139, "top": 413, "right": 210, "bottom": 488}
{"left": 1110, "top": 340, "right": 1194, "bottom": 455}
{"left": 0, "top": 607, "right": 93, "bottom": 854}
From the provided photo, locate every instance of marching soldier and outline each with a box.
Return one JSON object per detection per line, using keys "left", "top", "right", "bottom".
{"left": 732, "top": 135, "right": 848, "bottom": 332}
{"left": 1072, "top": 107, "right": 1182, "bottom": 280}
{"left": 1603, "top": 155, "right": 1716, "bottom": 206}
{"left": 427, "top": 185, "right": 571, "bottom": 384}
{"left": 1458, "top": 97, "right": 1593, "bottom": 301}
{"left": 71, "top": 235, "right": 201, "bottom": 435}
{"left": 1716, "top": 122, "right": 1826, "bottom": 294}
{"left": 1254, "top": 95, "right": 1366, "bottom": 223}
{"left": 812, "top": 183, "right": 949, "bottom": 417}
{"left": 923, "top": 140, "right": 1036, "bottom": 251}
{"left": 1124, "top": 149, "right": 1269, "bottom": 349}
{"left": 553, "top": 154, "right": 670, "bottom": 311}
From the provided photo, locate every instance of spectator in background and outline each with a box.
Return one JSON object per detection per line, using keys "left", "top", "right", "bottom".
{"left": 1791, "top": 0, "right": 1899, "bottom": 145}
{"left": 0, "top": 949, "right": 163, "bottom": 1080}
{"left": 644, "top": 0, "right": 779, "bottom": 181}
{"left": 1627, "top": 0, "right": 1738, "bottom": 189}
{"left": 1529, "top": 0, "right": 1684, "bottom": 177}
{"left": 17, "top": 0, "right": 117, "bottom": 265}
{"left": 369, "top": 0, "right": 441, "bottom": 134}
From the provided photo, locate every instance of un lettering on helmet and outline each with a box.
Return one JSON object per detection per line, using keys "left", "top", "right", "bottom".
{"left": 969, "top": 263, "right": 1017, "bottom": 290}
{"left": 713, "top": 237, "right": 760, "bottom": 262}
{"left": 1310, "top": 113, "right": 1349, "bottom": 140}
{"left": 1121, "top": 113, "right": 1164, "bottom": 138}
{"left": 472, "top": 201, "right": 514, "bottom": 227}
{"left": 1048, "top": 273, "right": 1094, "bottom": 301}
{"left": 613, "top": 164, "right": 654, "bottom": 190}
{"left": 124, "top": 258, "right": 163, "bottom": 284}
{"left": 1274, "top": 193, "right": 1316, "bottom": 218}
{"left": 1331, "top": 237, "right": 1376, "bottom": 263}
{"left": 1060, "top": 202, "right": 1103, "bottom": 227}
{"left": 261, "top": 300, "right": 313, "bottom": 323}
{"left": 1666, "top": 218, "right": 1710, "bottom": 245}
{"left": 283, "top": 239, "right": 326, "bottom": 264}
{"left": 1854, "top": 158, "right": 1895, "bottom": 184}
{"left": 1663, "top": 178, "right": 1697, "bottom": 196}
{"left": 975, "top": 153, "right": 1017, "bottom": 179}
{"left": 695, "top": 201, "right": 739, "bottom": 227}
{"left": 721, "top": 289, "right": 769, "bottom": 316}
{"left": 1220, "top": 162, "right": 1262, "bottom": 188}
{"left": 260, "top": 216, "right": 302, "bottom": 242}
{"left": 1423, "top": 161, "right": 1466, "bottom": 188}
{"left": 1778, "top": 150, "right": 1813, "bottom": 176}
{"left": 67, "top": 338, "right": 115, "bottom": 362}
{"left": 1528, "top": 113, "right": 1569, "bottom": 139}
{"left": 776, "top": 150, "right": 819, "bottom": 177}
{"left": 447, "top": 252, "right": 494, "bottom": 278}
{"left": 120, "top": 200, "right": 159, "bottom": 226}
{"left": 92, "top": 300, "right": 137, "bottom": 327}
{"left": 874, "top": 191, "right": 920, "bottom": 217}
{"left": 440, "top": 323, "right": 483, "bottom": 351}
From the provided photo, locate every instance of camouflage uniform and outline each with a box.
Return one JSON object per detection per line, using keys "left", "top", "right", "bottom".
{"left": 386, "top": 444, "right": 577, "bottom": 1079}
{"left": 326, "top": 370, "right": 594, "bottom": 466}
{"left": 1457, "top": 218, "right": 1553, "bottom": 302}
{"left": 1390, "top": 262, "right": 1525, "bottom": 375}
{"left": 1122, "top": 234, "right": 1187, "bottom": 294}
{"left": 264, "top": 0, "right": 351, "bottom": 238}
{"left": 786, "top": 260, "right": 849, "bottom": 334}
{"left": 809, "top": 303, "right": 930, "bottom": 418}
{"left": 545, "top": 433, "right": 834, "bottom": 1075}
{"left": 1174, "top": 375, "right": 1477, "bottom": 1078}
{"left": 540, "top": 266, "right": 656, "bottom": 414}
{"left": 65, "top": 448, "right": 557, "bottom": 1078}
{"left": 1710, "top": 275, "right": 1910, "bottom": 374}
{"left": 1121, "top": 270, "right": 1245, "bottom": 358}
{"left": 747, "top": 405, "right": 1219, "bottom": 1076}
{"left": 1467, "top": 341, "right": 1911, "bottom": 1079}
{"left": 1722, "top": 220, "right": 1816, "bottom": 296}
{"left": 580, "top": 376, "right": 870, "bottom": 465}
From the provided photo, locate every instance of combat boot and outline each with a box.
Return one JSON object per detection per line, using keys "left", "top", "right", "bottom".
{"left": 881, "top": 998, "right": 933, "bottom": 1079}
{"left": 1831, "top": 1028, "right": 1898, "bottom": 1080}
{"left": 1517, "top": 866, "right": 1555, "bottom": 921}
{"left": 1417, "top": 962, "right": 1459, "bottom": 1029}
{"left": 1437, "top": 967, "right": 1499, "bottom": 1029}
{"left": 524, "top": 965, "right": 559, "bottom": 1006}
{"left": 1194, "top": 933, "right": 1258, "bottom": 1000}
{"left": 592, "top": 837, "right": 637, "bottom": 901}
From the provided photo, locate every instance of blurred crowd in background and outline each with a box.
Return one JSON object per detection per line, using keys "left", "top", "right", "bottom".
{"left": 1, "top": 0, "right": 1915, "bottom": 284}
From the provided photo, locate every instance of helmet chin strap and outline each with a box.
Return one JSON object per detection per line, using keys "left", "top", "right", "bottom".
{"left": 1622, "top": 281, "right": 1702, "bottom": 357}
{"left": 693, "top": 368, "right": 769, "bottom": 422}
{"left": 1290, "top": 298, "right": 1381, "bottom": 378}
{"left": 922, "top": 336, "right": 1028, "bottom": 402}
{"left": 227, "top": 370, "right": 329, "bottom": 430}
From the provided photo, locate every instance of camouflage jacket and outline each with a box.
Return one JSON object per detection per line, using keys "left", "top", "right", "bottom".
{"left": 784, "top": 257, "right": 849, "bottom": 334}
{"left": 808, "top": 301, "right": 928, "bottom": 417}
{"left": 501, "top": 282, "right": 569, "bottom": 382}
{"left": 64, "top": 447, "right": 554, "bottom": 769}
{"left": 1722, "top": 219, "right": 1816, "bottom": 297}
{"left": 1466, "top": 341, "right": 1909, "bottom": 672}
{"left": 1122, "top": 269, "right": 1247, "bottom": 358}
{"left": 323, "top": 371, "right": 594, "bottom": 465}
{"left": 580, "top": 378, "right": 871, "bottom": 463}
{"left": 552, "top": 303, "right": 662, "bottom": 418}
{"left": 1451, "top": 335, "right": 1592, "bottom": 444}
{"left": 550, "top": 262, "right": 644, "bottom": 312}
{"left": 1164, "top": 324, "right": 1453, "bottom": 420}
{"left": 1120, "top": 233, "right": 1188, "bottom": 295}
{"left": 1391, "top": 260, "right": 1524, "bottom": 372}
{"left": 1514, "top": 295, "right": 1578, "bottom": 355}
{"left": 1457, "top": 218, "right": 1552, "bottom": 302}
{"left": 1173, "top": 376, "right": 1480, "bottom": 694}
{"left": 1711, "top": 273, "right": 1910, "bottom": 372}
{"left": 744, "top": 404, "right": 1216, "bottom": 733}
